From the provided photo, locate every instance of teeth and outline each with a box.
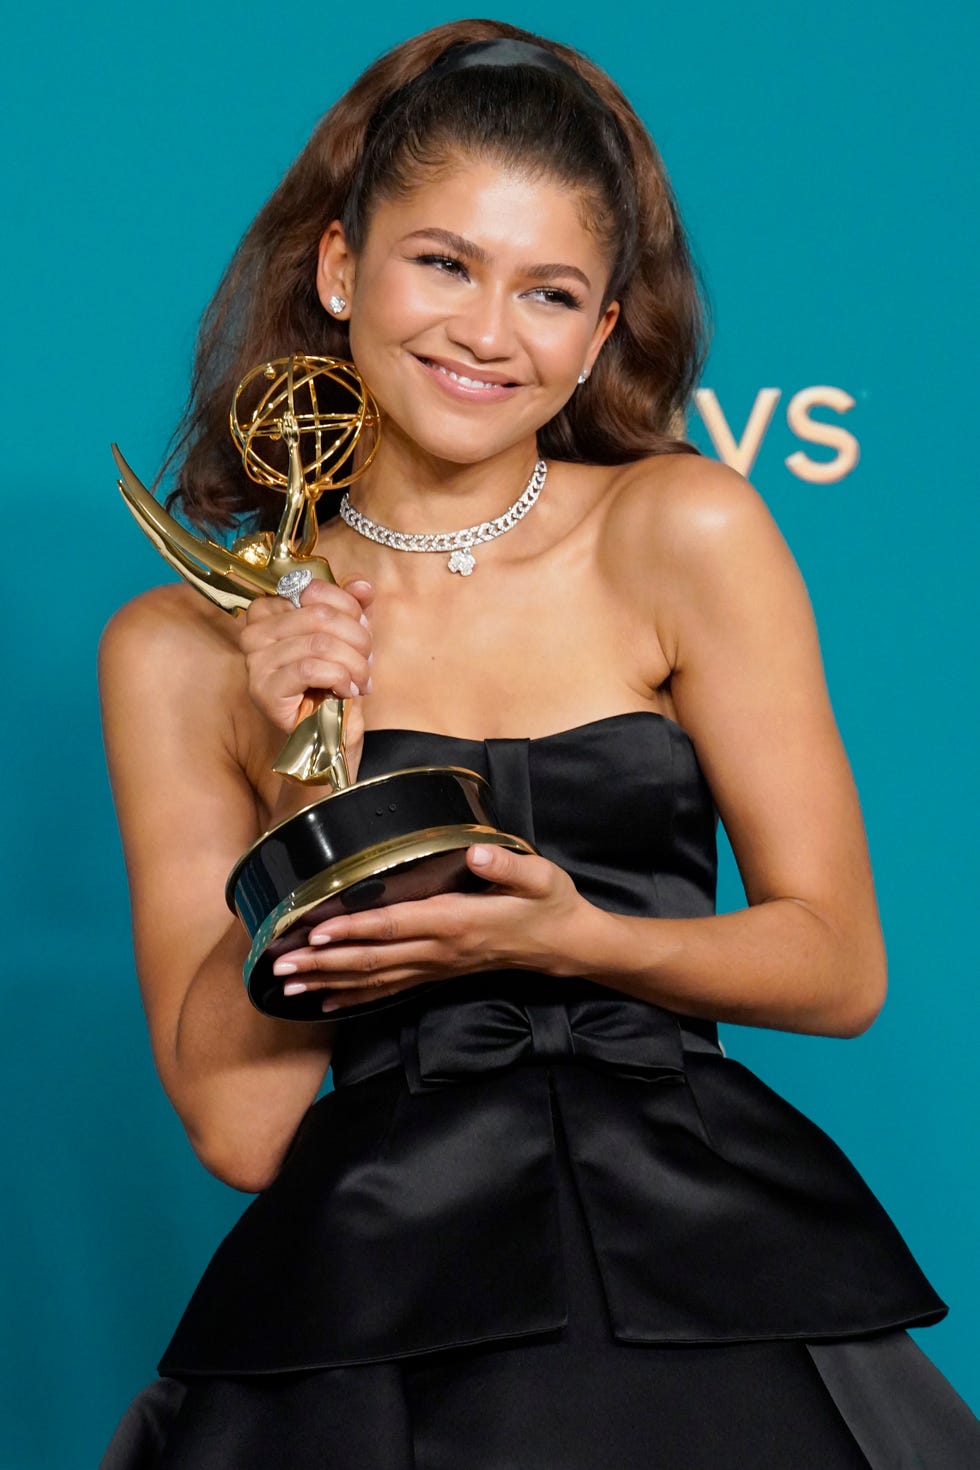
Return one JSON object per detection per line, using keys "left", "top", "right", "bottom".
{"left": 428, "top": 361, "right": 503, "bottom": 390}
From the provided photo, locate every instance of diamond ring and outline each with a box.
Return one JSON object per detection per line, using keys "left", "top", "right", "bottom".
{"left": 276, "top": 568, "right": 313, "bottom": 609}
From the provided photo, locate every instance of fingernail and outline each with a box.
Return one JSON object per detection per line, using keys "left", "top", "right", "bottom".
{"left": 349, "top": 580, "right": 373, "bottom": 593}
{"left": 283, "top": 983, "right": 309, "bottom": 997}
{"left": 309, "top": 933, "right": 332, "bottom": 946}
{"left": 360, "top": 613, "right": 370, "bottom": 629}
{"left": 275, "top": 961, "right": 298, "bottom": 975}
{"left": 350, "top": 682, "right": 360, "bottom": 697}
{"left": 469, "top": 845, "right": 492, "bottom": 866}
{"left": 364, "top": 677, "right": 373, "bottom": 694}
{"left": 367, "top": 651, "right": 374, "bottom": 666}
{"left": 322, "top": 999, "right": 340, "bottom": 1013}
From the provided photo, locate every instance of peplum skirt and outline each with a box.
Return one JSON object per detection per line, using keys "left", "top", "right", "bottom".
{"left": 101, "top": 1089, "right": 980, "bottom": 1468}
{"left": 100, "top": 984, "right": 980, "bottom": 1468}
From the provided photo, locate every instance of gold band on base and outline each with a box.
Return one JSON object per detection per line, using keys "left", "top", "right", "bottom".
{"left": 242, "top": 822, "right": 535, "bottom": 999}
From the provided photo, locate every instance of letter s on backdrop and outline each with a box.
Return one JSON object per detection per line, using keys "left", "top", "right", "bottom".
{"left": 784, "top": 386, "right": 860, "bottom": 483}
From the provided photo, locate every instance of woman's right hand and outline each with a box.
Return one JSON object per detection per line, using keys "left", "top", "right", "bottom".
{"left": 239, "top": 576, "right": 374, "bottom": 781}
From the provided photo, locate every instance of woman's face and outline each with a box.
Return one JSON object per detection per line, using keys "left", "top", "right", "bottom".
{"left": 318, "top": 159, "right": 620, "bottom": 467}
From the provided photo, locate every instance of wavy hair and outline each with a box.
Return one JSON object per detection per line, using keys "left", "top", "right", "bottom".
{"left": 166, "top": 18, "right": 710, "bottom": 530}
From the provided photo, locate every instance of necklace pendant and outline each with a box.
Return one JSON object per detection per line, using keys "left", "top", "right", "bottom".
{"left": 339, "top": 460, "right": 547, "bottom": 575}
{"left": 448, "top": 546, "right": 476, "bottom": 576}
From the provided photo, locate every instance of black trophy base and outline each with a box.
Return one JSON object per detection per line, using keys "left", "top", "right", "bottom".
{"left": 225, "top": 766, "right": 535, "bottom": 1022}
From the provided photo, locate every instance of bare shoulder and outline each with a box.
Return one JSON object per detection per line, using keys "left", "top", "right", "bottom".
{"left": 97, "top": 580, "right": 253, "bottom": 779}
{"left": 603, "top": 453, "right": 777, "bottom": 556}
{"left": 99, "top": 581, "right": 240, "bottom": 696}
{"left": 599, "top": 454, "right": 800, "bottom": 656}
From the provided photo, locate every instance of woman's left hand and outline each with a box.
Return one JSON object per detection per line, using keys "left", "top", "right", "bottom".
{"left": 272, "top": 844, "right": 604, "bottom": 1011}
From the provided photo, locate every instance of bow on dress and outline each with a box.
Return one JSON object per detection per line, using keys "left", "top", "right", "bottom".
{"left": 328, "top": 987, "right": 711, "bottom": 1095}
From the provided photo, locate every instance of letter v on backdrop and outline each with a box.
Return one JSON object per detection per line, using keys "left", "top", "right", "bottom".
{"left": 694, "top": 386, "right": 860, "bottom": 482}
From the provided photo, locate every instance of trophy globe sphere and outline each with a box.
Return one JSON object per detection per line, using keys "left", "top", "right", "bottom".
{"left": 230, "top": 354, "right": 380, "bottom": 498}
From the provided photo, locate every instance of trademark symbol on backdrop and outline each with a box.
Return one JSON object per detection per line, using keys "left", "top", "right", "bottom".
{"left": 694, "top": 387, "right": 860, "bottom": 483}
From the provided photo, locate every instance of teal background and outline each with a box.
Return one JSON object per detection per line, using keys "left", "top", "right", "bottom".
{"left": 3, "top": 2, "right": 977, "bottom": 1463}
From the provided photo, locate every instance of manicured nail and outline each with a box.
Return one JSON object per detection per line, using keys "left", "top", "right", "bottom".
{"left": 349, "top": 580, "right": 373, "bottom": 593}
{"left": 322, "top": 999, "right": 340, "bottom": 1013}
{"left": 283, "top": 982, "right": 308, "bottom": 997}
{"left": 360, "top": 613, "right": 370, "bottom": 629}
{"left": 350, "top": 682, "right": 360, "bottom": 697}
{"left": 367, "top": 650, "right": 374, "bottom": 665}
{"left": 364, "top": 677, "right": 373, "bottom": 694}
{"left": 309, "top": 933, "right": 332, "bottom": 946}
{"left": 469, "top": 845, "right": 492, "bottom": 866}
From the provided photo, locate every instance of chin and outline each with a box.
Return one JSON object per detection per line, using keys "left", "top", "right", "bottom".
{"left": 389, "top": 408, "right": 544, "bottom": 468}
{"left": 421, "top": 436, "right": 516, "bottom": 467}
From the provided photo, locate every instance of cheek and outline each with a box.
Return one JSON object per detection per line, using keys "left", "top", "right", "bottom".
{"left": 355, "top": 264, "right": 437, "bottom": 343}
{"left": 524, "top": 314, "right": 595, "bottom": 376}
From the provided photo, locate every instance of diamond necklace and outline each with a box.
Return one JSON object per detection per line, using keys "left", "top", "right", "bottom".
{"left": 338, "top": 459, "right": 548, "bottom": 576}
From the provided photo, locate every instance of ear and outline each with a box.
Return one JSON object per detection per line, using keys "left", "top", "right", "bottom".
{"left": 583, "top": 299, "right": 620, "bottom": 376}
{"left": 316, "top": 221, "right": 356, "bottom": 317}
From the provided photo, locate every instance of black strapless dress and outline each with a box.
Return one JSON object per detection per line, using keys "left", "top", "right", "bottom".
{"left": 101, "top": 714, "right": 980, "bottom": 1468}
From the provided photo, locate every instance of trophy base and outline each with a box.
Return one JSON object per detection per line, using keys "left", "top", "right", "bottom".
{"left": 225, "top": 766, "right": 535, "bottom": 1021}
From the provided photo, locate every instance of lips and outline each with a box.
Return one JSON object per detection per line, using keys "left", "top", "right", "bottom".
{"left": 414, "top": 355, "right": 521, "bottom": 398}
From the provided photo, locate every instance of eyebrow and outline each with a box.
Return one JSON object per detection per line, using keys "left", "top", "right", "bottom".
{"left": 402, "top": 228, "right": 593, "bottom": 291}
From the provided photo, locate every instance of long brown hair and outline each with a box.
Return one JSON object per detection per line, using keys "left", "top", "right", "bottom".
{"left": 167, "top": 19, "right": 710, "bottom": 531}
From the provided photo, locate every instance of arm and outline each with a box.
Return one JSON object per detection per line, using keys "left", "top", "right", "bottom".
{"left": 272, "top": 461, "right": 886, "bottom": 1039}
{"left": 576, "top": 457, "right": 887, "bottom": 1035}
{"left": 98, "top": 581, "right": 370, "bottom": 1192}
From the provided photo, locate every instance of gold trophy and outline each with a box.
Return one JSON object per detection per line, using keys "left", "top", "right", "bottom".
{"left": 112, "top": 354, "right": 534, "bottom": 1021}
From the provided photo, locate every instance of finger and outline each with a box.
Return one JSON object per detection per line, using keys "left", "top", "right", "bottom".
{"left": 242, "top": 583, "right": 371, "bottom": 643}
{"left": 280, "top": 969, "right": 428, "bottom": 1007}
{"left": 305, "top": 893, "right": 467, "bottom": 947}
{"left": 299, "top": 578, "right": 372, "bottom": 621}
{"left": 241, "top": 593, "right": 288, "bottom": 626}
{"left": 257, "top": 634, "right": 371, "bottom": 689}
{"left": 274, "top": 941, "right": 438, "bottom": 982}
{"left": 466, "top": 843, "right": 554, "bottom": 897}
{"left": 247, "top": 653, "right": 364, "bottom": 709}
{"left": 339, "top": 577, "right": 375, "bottom": 613}
{"left": 300, "top": 601, "right": 372, "bottom": 657}
{"left": 242, "top": 601, "right": 371, "bottom": 657}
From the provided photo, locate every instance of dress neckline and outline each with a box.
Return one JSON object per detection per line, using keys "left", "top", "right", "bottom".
{"left": 362, "top": 709, "right": 695, "bottom": 750}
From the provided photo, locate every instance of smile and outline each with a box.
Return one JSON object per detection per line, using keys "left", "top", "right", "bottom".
{"left": 427, "top": 363, "right": 505, "bottom": 389}
{"left": 414, "top": 355, "right": 521, "bottom": 400}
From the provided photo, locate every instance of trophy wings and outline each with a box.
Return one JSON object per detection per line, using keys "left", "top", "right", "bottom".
{"left": 111, "top": 445, "right": 279, "bottom": 615}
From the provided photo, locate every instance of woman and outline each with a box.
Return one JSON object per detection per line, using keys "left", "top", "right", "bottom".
{"left": 98, "top": 18, "right": 979, "bottom": 1468}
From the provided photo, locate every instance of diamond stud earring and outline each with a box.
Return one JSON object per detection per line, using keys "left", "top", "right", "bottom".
{"left": 577, "top": 370, "right": 589, "bottom": 384}
{"left": 328, "top": 295, "right": 348, "bottom": 314}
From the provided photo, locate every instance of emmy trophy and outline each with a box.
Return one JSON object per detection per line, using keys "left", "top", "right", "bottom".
{"left": 112, "top": 354, "right": 535, "bottom": 1021}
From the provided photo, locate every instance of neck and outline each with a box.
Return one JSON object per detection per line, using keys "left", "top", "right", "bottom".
{"left": 344, "top": 427, "right": 542, "bottom": 533}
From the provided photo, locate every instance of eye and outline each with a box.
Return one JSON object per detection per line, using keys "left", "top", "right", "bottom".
{"left": 525, "top": 286, "right": 584, "bottom": 311}
{"left": 413, "top": 253, "right": 469, "bottom": 278}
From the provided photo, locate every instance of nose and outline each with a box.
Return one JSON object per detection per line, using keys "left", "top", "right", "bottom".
{"left": 446, "top": 282, "right": 515, "bottom": 361}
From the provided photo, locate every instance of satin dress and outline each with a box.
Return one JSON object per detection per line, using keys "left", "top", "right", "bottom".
{"left": 101, "top": 713, "right": 980, "bottom": 1468}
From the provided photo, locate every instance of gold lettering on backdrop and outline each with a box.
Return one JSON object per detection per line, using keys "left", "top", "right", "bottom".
{"left": 694, "top": 388, "right": 782, "bottom": 476}
{"left": 784, "top": 386, "right": 860, "bottom": 483}
{"left": 693, "top": 386, "right": 860, "bottom": 482}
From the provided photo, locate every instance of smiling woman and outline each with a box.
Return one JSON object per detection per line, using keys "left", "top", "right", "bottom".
{"left": 98, "top": 17, "right": 978, "bottom": 1470}
{"left": 160, "top": 25, "right": 703, "bottom": 535}
{"left": 319, "top": 163, "right": 621, "bottom": 471}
